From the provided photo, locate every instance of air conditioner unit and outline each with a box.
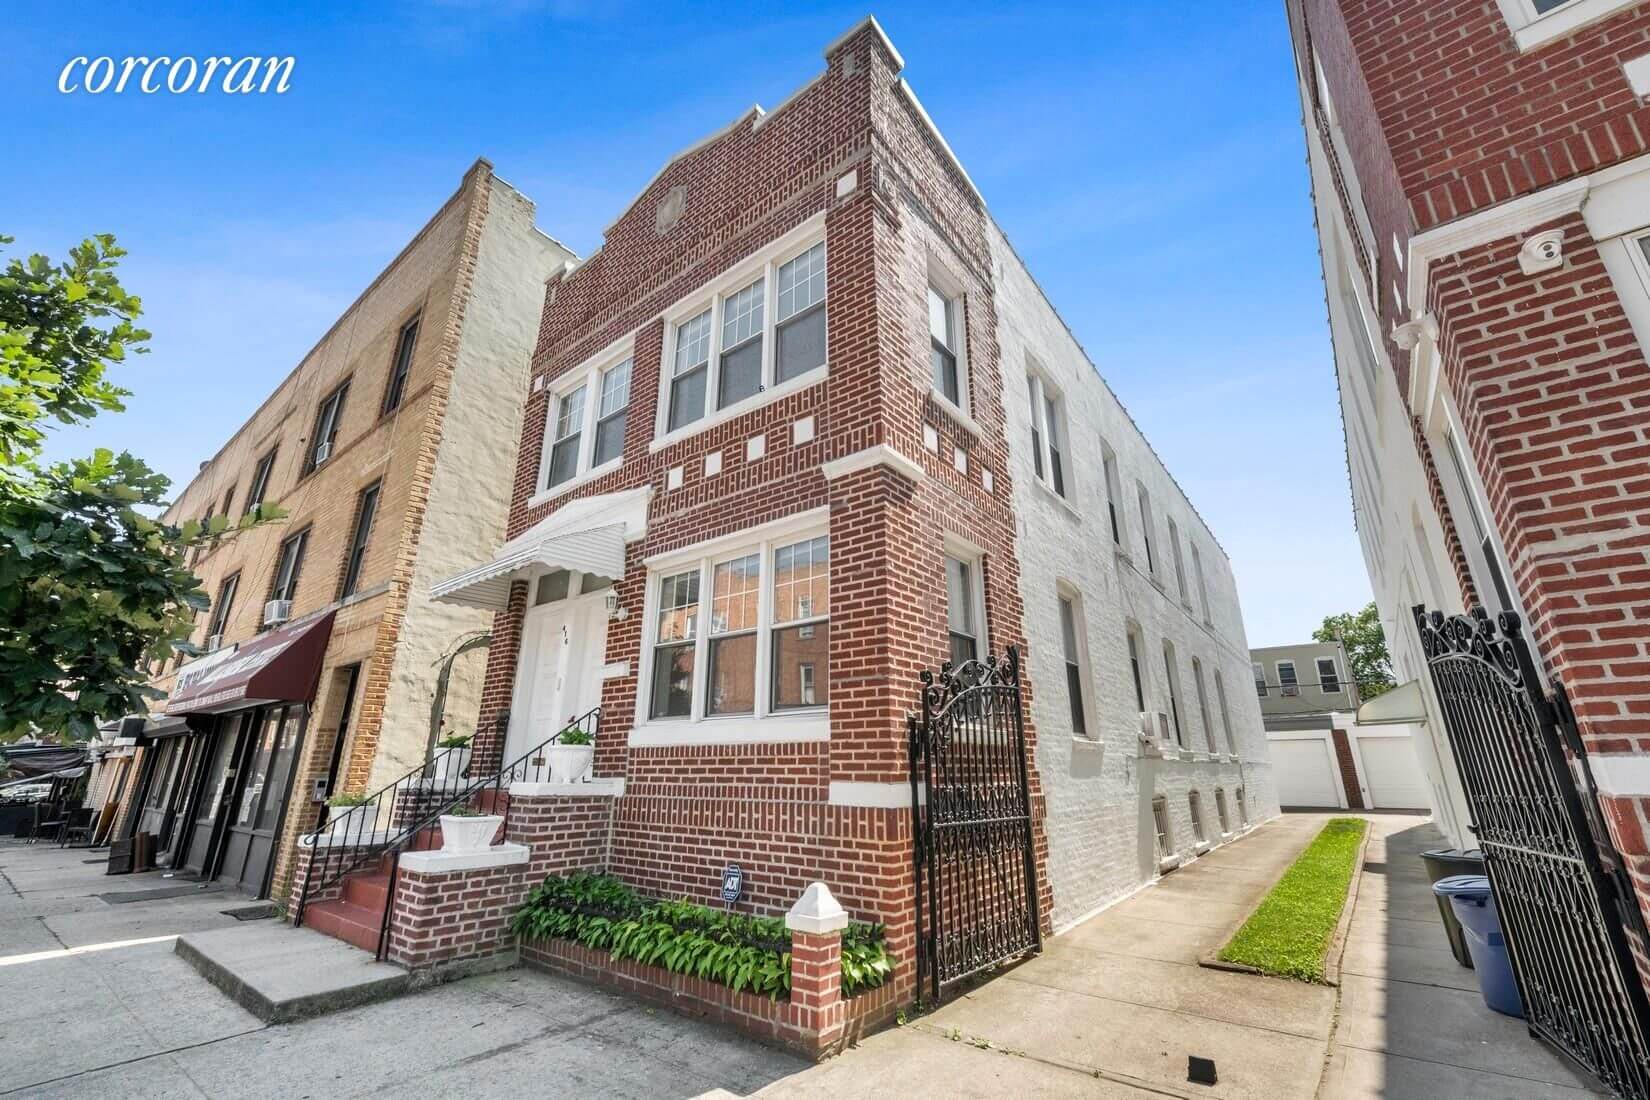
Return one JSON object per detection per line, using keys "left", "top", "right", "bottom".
{"left": 206, "top": 633, "right": 224, "bottom": 653}
{"left": 312, "top": 440, "right": 332, "bottom": 466}
{"left": 1281, "top": 685, "right": 1299, "bottom": 698}
{"left": 263, "top": 599, "right": 292, "bottom": 626}
{"left": 1138, "top": 710, "right": 1172, "bottom": 745}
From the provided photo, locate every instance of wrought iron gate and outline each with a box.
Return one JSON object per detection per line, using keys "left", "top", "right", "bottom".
{"left": 1415, "top": 606, "right": 1650, "bottom": 1097}
{"left": 907, "top": 647, "right": 1042, "bottom": 1000}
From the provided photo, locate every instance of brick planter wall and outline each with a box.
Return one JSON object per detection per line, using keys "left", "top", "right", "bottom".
{"left": 383, "top": 853, "right": 531, "bottom": 970}
{"left": 504, "top": 787, "right": 616, "bottom": 879}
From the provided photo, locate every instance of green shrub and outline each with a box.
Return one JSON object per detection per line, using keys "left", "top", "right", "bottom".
{"left": 327, "top": 791, "right": 367, "bottom": 808}
{"left": 557, "top": 726, "right": 594, "bottom": 746}
{"left": 437, "top": 732, "right": 472, "bottom": 749}
{"left": 509, "top": 871, "right": 892, "bottom": 999}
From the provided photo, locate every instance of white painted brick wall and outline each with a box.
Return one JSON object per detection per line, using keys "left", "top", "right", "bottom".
{"left": 988, "top": 222, "right": 1280, "bottom": 930}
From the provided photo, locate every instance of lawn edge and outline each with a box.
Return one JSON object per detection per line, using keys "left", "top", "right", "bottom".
{"left": 1197, "top": 816, "right": 1369, "bottom": 985}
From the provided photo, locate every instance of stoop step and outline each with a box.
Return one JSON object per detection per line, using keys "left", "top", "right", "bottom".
{"left": 175, "top": 923, "right": 411, "bottom": 1024}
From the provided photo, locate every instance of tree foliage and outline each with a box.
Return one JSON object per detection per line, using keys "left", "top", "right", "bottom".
{"left": 1312, "top": 602, "right": 1395, "bottom": 700}
{"left": 0, "top": 234, "right": 275, "bottom": 740}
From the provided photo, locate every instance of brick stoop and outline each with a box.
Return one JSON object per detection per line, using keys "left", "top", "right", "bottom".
{"left": 302, "top": 858, "right": 393, "bottom": 953}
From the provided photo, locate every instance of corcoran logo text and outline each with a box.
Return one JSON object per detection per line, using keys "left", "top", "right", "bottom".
{"left": 59, "top": 56, "right": 295, "bottom": 95}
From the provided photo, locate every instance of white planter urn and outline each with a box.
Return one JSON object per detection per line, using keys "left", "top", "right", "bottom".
{"left": 324, "top": 804, "right": 369, "bottom": 838}
{"left": 433, "top": 746, "right": 472, "bottom": 787}
{"left": 438, "top": 813, "right": 503, "bottom": 853}
{"left": 547, "top": 744, "right": 594, "bottom": 784}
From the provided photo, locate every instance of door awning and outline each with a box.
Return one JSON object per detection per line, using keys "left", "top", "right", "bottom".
{"left": 1355, "top": 679, "right": 1428, "bottom": 725}
{"left": 165, "top": 610, "right": 336, "bottom": 716}
{"left": 432, "top": 486, "right": 651, "bottom": 611}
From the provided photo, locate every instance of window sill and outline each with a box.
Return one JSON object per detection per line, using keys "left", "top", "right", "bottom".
{"left": 929, "top": 391, "right": 983, "bottom": 439}
{"left": 527, "top": 457, "right": 623, "bottom": 512}
{"left": 628, "top": 711, "right": 829, "bottom": 747}
{"left": 648, "top": 366, "right": 827, "bottom": 454}
{"left": 1505, "top": 0, "right": 1638, "bottom": 50}
{"left": 1030, "top": 476, "right": 1080, "bottom": 518}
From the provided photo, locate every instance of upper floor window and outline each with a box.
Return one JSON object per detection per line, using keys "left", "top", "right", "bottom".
{"left": 1102, "top": 444, "right": 1123, "bottom": 545}
{"left": 207, "top": 572, "right": 240, "bottom": 644}
{"left": 1163, "top": 641, "right": 1185, "bottom": 747}
{"left": 382, "top": 315, "right": 420, "bottom": 415}
{"left": 247, "top": 447, "right": 278, "bottom": 511}
{"left": 1058, "top": 592, "right": 1089, "bottom": 736}
{"left": 660, "top": 234, "right": 827, "bottom": 438}
{"left": 929, "top": 283, "right": 963, "bottom": 407}
{"left": 1316, "top": 657, "right": 1342, "bottom": 694}
{"left": 221, "top": 485, "right": 237, "bottom": 524}
{"left": 270, "top": 528, "right": 309, "bottom": 606}
{"left": 1191, "top": 656, "right": 1215, "bottom": 752}
{"left": 1494, "top": 0, "right": 1634, "bottom": 50}
{"left": 540, "top": 354, "right": 632, "bottom": 495}
{"left": 945, "top": 553, "right": 984, "bottom": 666}
{"left": 1026, "top": 372, "right": 1069, "bottom": 498}
{"left": 1191, "top": 542, "right": 1211, "bottom": 624}
{"left": 1168, "top": 517, "right": 1189, "bottom": 603}
{"left": 1126, "top": 624, "right": 1147, "bottom": 713}
{"left": 645, "top": 529, "right": 829, "bottom": 724}
{"left": 1276, "top": 660, "right": 1299, "bottom": 698}
{"left": 1137, "top": 483, "right": 1156, "bottom": 575}
{"left": 1253, "top": 662, "right": 1267, "bottom": 697}
{"left": 304, "top": 381, "right": 349, "bottom": 475}
{"left": 339, "top": 481, "right": 381, "bottom": 598}
{"left": 1213, "top": 669, "right": 1234, "bottom": 754}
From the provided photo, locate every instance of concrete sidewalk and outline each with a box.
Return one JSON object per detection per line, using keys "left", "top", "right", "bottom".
{"left": 760, "top": 813, "right": 1601, "bottom": 1099}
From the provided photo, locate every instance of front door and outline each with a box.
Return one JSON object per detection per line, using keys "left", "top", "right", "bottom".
{"left": 182, "top": 716, "right": 247, "bottom": 878}
{"left": 216, "top": 706, "right": 306, "bottom": 896}
{"left": 507, "top": 587, "right": 608, "bottom": 764}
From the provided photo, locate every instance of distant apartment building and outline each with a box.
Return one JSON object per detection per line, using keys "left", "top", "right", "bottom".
{"left": 1285, "top": 1, "right": 1650, "bottom": 872}
{"left": 112, "top": 161, "right": 571, "bottom": 900}
{"left": 1252, "top": 641, "right": 1429, "bottom": 811}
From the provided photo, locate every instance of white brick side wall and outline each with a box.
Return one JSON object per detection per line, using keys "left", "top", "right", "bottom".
{"left": 988, "top": 222, "right": 1279, "bottom": 930}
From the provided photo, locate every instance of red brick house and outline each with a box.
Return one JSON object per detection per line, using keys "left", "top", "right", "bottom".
{"left": 1288, "top": 0, "right": 1650, "bottom": 1016}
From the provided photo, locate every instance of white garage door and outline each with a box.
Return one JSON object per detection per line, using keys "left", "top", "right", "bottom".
{"left": 1358, "top": 735, "right": 1430, "bottom": 810}
{"left": 1270, "top": 737, "right": 1341, "bottom": 808}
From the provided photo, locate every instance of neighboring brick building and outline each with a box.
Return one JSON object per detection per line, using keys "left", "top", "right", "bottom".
{"left": 1286, "top": 0, "right": 1650, "bottom": 911}
{"left": 111, "top": 161, "right": 571, "bottom": 900}
{"left": 420, "top": 17, "right": 1274, "bottom": 991}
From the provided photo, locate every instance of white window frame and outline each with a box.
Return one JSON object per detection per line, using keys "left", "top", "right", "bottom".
{"left": 1025, "top": 368, "right": 1072, "bottom": 502}
{"left": 1276, "top": 659, "right": 1299, "bottom": 698}
{"left": 1189, "top": 791, "right": 1207, "bottom": 846}
{"left": 1494, "top": 0, "right": 1637, "bottom": 51}
{"left": 631, "top": 509, "right": 830, "bottom": 746}
{"left": 651, "top": 216, "right": 828, "bottom": 451}
{"left": 926, "top": 259, "right": 971, "bottom": 420}
{"left": 531, "top": 335, "right": 634, "bottom": 507}
{"left": 1055, "top": 583, "right": 1096, "bottom": 740}
{"left": 943, "top": 534, "right": 990, "bottom": 666}
{"left": 1316, "top": 656, "right": 1343, "bottom": 695}
{"left": 1191, "top": 656, "right": 1215, "bottom": 753}
{"left": 1190, "top": 541, "right": 1211, "bottom": 624}
{"left": 1167, "top": 517, "right": 1190, "bottom": 604}
{"left": 1136, "top": 482, "right": 1157, "bottom": 578}
{"left": 1213, "top": 668, "right": 1234, "bottom": 754}
{"left": 1252, "top": 661, "right": 1268, "bottom": 697}
{"left": 1126, "top": 622, "right": 1149, "bottom": 714}
{"left": 1162, "top": 640, "right": 1186, "bottom": 748}
{"left": 1101, "top": 440, "right": 1124, "bottom": 546}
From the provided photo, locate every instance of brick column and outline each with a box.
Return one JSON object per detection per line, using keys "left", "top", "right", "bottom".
{"left": 1330, "top": 728, "right": 1365, "bottom": 809}
{"left": 383, "top": 844, "right": 531, "bottom": 972}
{"left": 785, "top": 882, "right": 848, "bottom": 1055}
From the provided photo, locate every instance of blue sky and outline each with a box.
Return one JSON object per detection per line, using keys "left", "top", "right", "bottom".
{"left": 4, "top": 2, "right": 1367, "bottom": 646}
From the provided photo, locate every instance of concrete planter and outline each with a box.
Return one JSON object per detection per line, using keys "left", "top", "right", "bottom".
{"left": 547, "top": 744, "right": 593, "bottom": 784}
{"left": 433, "top": 746, "right": 471, "bottom": 786}
{"left": 439, "top": 814, "right": 502, "bottom": 853}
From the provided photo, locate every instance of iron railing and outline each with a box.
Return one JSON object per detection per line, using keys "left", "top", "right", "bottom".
{"left": 293, "top": 706, "right": 602, "bottom": 950}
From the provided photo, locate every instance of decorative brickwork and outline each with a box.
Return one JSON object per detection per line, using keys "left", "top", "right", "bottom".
{"left": 1329, "top": 728, "right": 1364, "bottom": 810}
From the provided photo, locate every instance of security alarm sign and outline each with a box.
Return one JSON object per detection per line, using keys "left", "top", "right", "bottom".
{"left": 720, "top": 864, "right": 744, "bottom": 904}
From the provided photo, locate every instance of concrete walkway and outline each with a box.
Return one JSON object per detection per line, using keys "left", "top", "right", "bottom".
{"left": 760, "top": 813, "right": 1602, "bottom": 1099}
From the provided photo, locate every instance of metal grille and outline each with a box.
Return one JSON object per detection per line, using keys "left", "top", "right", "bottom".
{"left": 908, "top": 647, "right": 1042, "bottom": 1000}
{"left": 1416, "top": 606, "right": 1650, "bottom": 1098}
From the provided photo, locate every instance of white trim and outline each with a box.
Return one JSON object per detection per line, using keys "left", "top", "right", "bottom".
{"left": 1495, "top": 0, "right": 1640, "bottom": 51}
{"left": 786, "top": 882, "right": 849, "bottom": 935}
{"left": 628, "top": 715, "right": 830, "bottom": 747}
{"left": 823, "top": 14, "right": 904, "bottom": 69}
{"left": 398, "top": 843, "right": 529, "bottom": 875}
{"left": 510, "top": 778, "right": 625, "bottom": 798}
{"left": 820, "top": 444, "right": 925, "bottom": 484}
{"left": 599, "top": 661, "right": 629, "bottom": 680}
{"left": 828, "top": 781, "right": 911, "bottom": 807}
{"left": 642, "top": 507, "right": 829, "bottom": 570}
{"left": 1589, "top": 755, "right": 1650, "bottom": 796}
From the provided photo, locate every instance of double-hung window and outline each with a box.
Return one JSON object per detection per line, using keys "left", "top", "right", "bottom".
{"left": 1168, "top": 518, "right": 1189, "bottom": 603}
{"left": 270, "top": 528, "right": 309, "bottom": 606}
{"left": 644, "top": 528, "right": 830, "bottom": 727}
{"left": 305, "top": 382, "right": 349, "bottom": 474}
{"left": 247, "top": 448, "right": 278, "bottom": 512}
{"left": 1317, "top": 657, "right": 1341, "bottom": 694}
{"left": 207, "top": 572, "right": 240, "bottom": 644}
{"left": 1277, "top": 660, "right": 1299, "bottom": 697}
{"left": 1025, "top": 373, "right": 1069, "bottom": 498}
{"left": 1192, "top": 657, "right": 1215, "bottom": 752}
{"left": 1253, "top": 662, "right": 1268, "bottom": 697}
{"left": 1058, "top": 594, "right": 1088, "bottom": 736}
{"left": 928, "top": 285, "right": 964, "bottom": 406}
{"left": 1102, "top": 444, "right": 1123, "bottom": 544}
{"left": 1191, "top": 542, "right": 1211, "bottom": 623}
{"left": 1214, "top": 670, "right": 1234, "bottom": 754}
{"left": 1137, "top": 483, "right": 1156, "bottom": 574}
{"left": 661, "top": 232, "right": 828, "bottom": 437}
{"left": 540, "top": 352, "right": 632, "bottom": 495}
{"left": 1126, "top": 626, "right": 1147, "bottom": 713}
{"left": 382, "top": 315, "right": 419, "bottom": 414}
{"left": 339, "top": 481, "right": 380, "bottom": 598}
{"left": 1163, "top": 641, "right": 1185, "bottom": 747}
{"left": 945, "top": 555, "right": 983, "bottom": 666}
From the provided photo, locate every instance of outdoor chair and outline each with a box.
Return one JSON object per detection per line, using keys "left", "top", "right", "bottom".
{"left": 60, "top": 808, "right": 96, "bottom": 847}
{"left": 29, "top": 803, "right": 66, "bottom": 845}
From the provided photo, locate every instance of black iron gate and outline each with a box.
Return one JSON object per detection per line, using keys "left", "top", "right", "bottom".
{"left": 1415, "top": 606, "right": 1650, "bottom": 1097}
{"left": 907, "top": 647, "right": 1042, "bottom": 1000}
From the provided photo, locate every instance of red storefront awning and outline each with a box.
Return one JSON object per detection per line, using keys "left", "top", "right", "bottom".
{"left": 165, "top": 610, "right": 336, "bottom": 715}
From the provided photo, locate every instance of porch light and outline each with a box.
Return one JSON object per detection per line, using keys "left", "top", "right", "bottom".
{"left": 605, "top": 590, "right": 629, "bottom": 620}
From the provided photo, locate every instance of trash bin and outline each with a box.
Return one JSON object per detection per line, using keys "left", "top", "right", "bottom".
{"left": 1434, "top": 875, "right": 1523, "bottom": 1018}
{"left": 1421, "top": 848, "right": 1485, "bottom": 968}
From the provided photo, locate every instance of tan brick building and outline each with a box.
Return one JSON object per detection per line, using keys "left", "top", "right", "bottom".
{"left": 111, "top": 160, "right": 571, "bottom": 900}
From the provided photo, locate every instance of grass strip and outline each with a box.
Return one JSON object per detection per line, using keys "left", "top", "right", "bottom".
{"left": 1217, "top": 817, "right": 1368, "bottom": 982}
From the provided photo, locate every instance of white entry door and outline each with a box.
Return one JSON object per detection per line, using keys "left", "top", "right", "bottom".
{"left": 508, "top": 593, "right": 608, "bottom": 763}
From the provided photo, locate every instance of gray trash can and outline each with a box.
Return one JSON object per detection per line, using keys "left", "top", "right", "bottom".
{"left": 1421, "top": 848, "right": 1484, "bottom": 967}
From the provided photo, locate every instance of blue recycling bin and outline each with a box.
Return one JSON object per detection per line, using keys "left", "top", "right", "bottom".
{"left": 1434, "top": 875, "right": 1524, "bottom": 1018}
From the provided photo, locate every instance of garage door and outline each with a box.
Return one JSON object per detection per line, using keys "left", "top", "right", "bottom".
{"left": 1270, "top": 737, "right": 1341, "bottom": 808}
{"left": 1358, "top": 735, "right": 1430, "bottom": 810}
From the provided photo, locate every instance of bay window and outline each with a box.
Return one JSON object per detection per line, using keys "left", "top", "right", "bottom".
{"left": 641, "top": 524, "right": 830, "bottom": 732}
{"left": 537, "top": 349, "right": 633, "bottom": 498}
{"left": 659, "top": 228, "right": 828, "bottom": 440}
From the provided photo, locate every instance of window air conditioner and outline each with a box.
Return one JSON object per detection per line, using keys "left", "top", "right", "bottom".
{"left": 263, "top": 599, "right": 292, "bottom": 626}
{"left": 206, "top": 633, "right": 224, "bottom": 652}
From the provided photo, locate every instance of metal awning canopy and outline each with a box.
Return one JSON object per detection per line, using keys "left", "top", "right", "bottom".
{"left": 1355, "top": 679, "right": 1428, "bottom": 725}
{"left": 432, "top": 486, "right": 651, "bottom": 611}
{"left": 165, "top": 610, "right": 336, "bottom": 715}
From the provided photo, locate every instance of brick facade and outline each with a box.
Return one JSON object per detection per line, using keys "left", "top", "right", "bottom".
{"left": 385, "top": 857, "right": 528, "bottom": 971}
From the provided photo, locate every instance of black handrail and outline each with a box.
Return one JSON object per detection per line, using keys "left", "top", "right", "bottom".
{"left": 290, "top": 707, "right": 601, "bottom": 949}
